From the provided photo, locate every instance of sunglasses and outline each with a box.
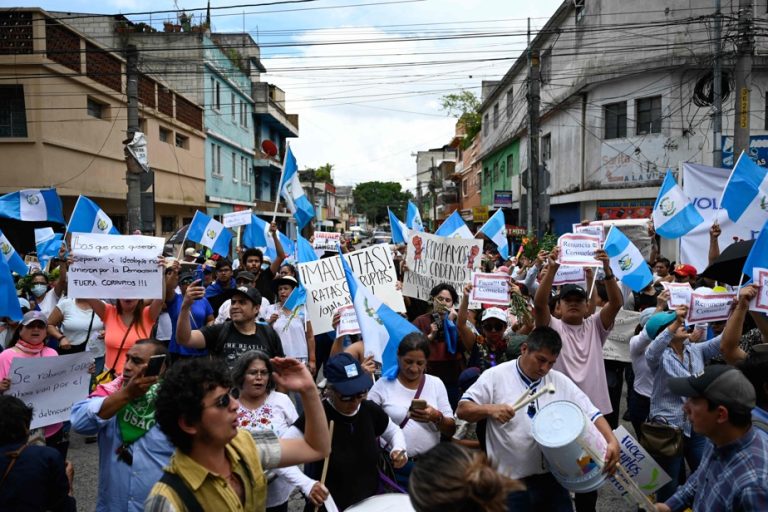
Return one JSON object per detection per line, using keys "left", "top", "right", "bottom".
{"left": 483, "top": 323, "right": 506, "bottom": 332}
{"left": 338, "top": 391, "right": 367, "bottom": 402}
{"left": 205, "top": 389, "right": 237, "bottom": 409}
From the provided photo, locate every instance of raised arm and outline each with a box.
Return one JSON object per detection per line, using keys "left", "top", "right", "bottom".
{"left": 596, "top": 248, "right": 624, "bottom": 330}
{"left": 269, "top": 221, "right": 287, "bottom": 275}
{"left": 719, "top": 285, "right": 754, "bottom": 364}
{"left": 175, "top": 281, "right": 207, "bottom": 349}
{"left": 81, "top": 299, "right": 107, "bottom": 321}
{"left": 533, "top": 247, "right": 558, "bottom": 327}
{"left": 708, "top": 222, "right": 721, "bottom": 267}
{"left": 457, "top": 283, "right": 477, "bottom": 351}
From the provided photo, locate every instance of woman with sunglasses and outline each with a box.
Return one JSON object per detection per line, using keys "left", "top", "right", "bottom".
{"left": 232, "top": 351, "right": 298, "bottom": 512}
{"left": 457, "top": 284, "right": 516, "bottom": 371}
{"left": 368, "top": 332, "right": 455, "bottom": 486}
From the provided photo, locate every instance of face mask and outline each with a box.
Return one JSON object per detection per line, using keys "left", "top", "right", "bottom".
{"left": 31, "top": 284, "right": 47, "bottom": 297}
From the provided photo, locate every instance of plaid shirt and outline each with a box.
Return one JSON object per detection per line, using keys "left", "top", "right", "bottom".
{"left": 666, "top": 428, "right": 768, "bottom": 512}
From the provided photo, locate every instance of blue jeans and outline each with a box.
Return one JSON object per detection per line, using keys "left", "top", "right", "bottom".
{"left": 506, "top": 472, "right": 573, "bottom": 512}
{"left": 655, "top": 431, "right": 709, "bottom": 502}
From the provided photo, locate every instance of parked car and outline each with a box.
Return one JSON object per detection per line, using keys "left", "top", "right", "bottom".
{"left": 372, "top": 231, "right": 392, "bottom": 245}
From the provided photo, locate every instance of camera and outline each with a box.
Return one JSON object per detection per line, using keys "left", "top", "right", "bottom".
{"left": 431, "top": 312, "right": 445, "bottom": 341}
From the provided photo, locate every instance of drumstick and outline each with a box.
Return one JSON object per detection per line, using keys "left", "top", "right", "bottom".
{"left": 512, "top": 383, "right": 556, "bottom": 412}
{"left": 314, "top": 420, "right": 335, "bottom": 512}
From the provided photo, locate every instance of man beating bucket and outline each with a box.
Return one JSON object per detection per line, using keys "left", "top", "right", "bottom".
{"left": 457, "top": 326, "right": 619, "bottom": 512}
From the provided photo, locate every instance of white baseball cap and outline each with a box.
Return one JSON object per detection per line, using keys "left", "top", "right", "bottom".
{"left": 481, "top": 307, "right": 507, "bottom": 324}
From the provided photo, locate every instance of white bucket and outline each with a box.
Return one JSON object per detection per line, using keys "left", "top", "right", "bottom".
{"left": 531, "top": 400, "right": 607, "bottom": 492}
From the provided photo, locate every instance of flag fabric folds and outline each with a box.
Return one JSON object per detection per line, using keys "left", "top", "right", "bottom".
{"left": 297, "top": 230, "right": 318, "bottom": 263}
{"left": 0, "top": 229, "right": 28, "bottom": 276}
{"left": 242, "top": 214, "right": 294, "bottom": 262}
{"left": 388, "top": 208, "right": 408, "bottom": 245}
{"left": 283, "top": 282, "right": 307, "bottom": 312}
{"left": 743, "top": 219, "right": 768, "bottom": 278}
{"left": 0, "top": 188, "right": 65, "bottom": 224}
{"left": 720, "top": 151, "right": 768, "bottom": 227}
{"left": 67, "top": 195, "right": 120, "bottom": 235}
{"left": 603, "top": 226, "right": 653, "bottom": 292}
{"left": 435, "top": 210, "right": 474, "bottom": 239}
{"left": 406, "top": 200, "right": 424, "bottom": 232}
{"left": 338, "top": 247, "right": 419, "bottom": 379}
{"left": 652, "top": 170, "right": 704, "bottom": 238}
{"left": 478, "top": 209, "right": 509, "bottom": 259}
{"left": 34, "top": 227, "right": 63, "bottom": 270}
{"left": 186, "top": 211, "right": 232, "bottom": 257}
{"left": 279, "top": 147, "right": 315, "bottom": 229}
{"left": 0, "top": 255, "right": 22, "bottom": 321}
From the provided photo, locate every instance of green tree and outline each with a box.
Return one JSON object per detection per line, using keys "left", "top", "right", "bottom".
{"left": 315, "top": 163, "right": 334, "bottom": 184}
{"left": 353, "top": 181, "right": 412, "bottom": 225}
{"left": 440, "top": 90, "right": 481, "bottom": 149}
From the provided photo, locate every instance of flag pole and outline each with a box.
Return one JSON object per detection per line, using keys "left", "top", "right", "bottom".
{"left": 63, "top": 195, "right": 82, "bottom": 240}
{"left": 273, "top": 142, "right": 289, "bottom": 223}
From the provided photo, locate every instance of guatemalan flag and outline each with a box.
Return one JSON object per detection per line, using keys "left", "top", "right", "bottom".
{"left": 0, "top": 254, "right": 22, "bottom": 321}
{"left": 0, "top": 229, "right": 28, "bottom": 276}
{"left": 339, "top": 247, "right": 419, "bottom": 379}
{"left": 478, "top": 208, "right": 509, "bottom": 259}
{"left": 35, "top": 228, "right": 63, "bottom": 270}
{"left": 297, "top": 230, "right": 318, "bottom": 263}
{"left": 435, "top": 210, "right": 474, "bottom": 239}
{"left": 0, "top": 188, "right": 65, "bottom": 224}
{"left": 279, "top": 147, "right": 315, "bottom": 229}
{"left": 242, "top": 215, "right": 295, "bottom": 262}
{"left": 186, "top": 211, "right": 232, "bottom": 257}
{"left": 742, "top": 219, "right": 768, "bottom": 278}
{"left": 603, "top": 226, "right": 653, "bottom": 292}
{"left": 720, "top": 151, "right": 768, "bottom": 228}
{"left": 388, "top": 208, "right": 408, "bottom": 244}
{"left": 406, "top": 200, "right": 424, "bottom": 232}
{"left": 67, "top": 195, "right": 119, "bottom": 235}
{"left": 652, "top": 170, "right": 704, "bottom": 238}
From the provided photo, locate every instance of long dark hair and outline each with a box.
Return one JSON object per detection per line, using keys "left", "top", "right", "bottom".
{"left": 117, "top": 299, "right": 149, "bottom": 336}
{"left": 232, "top": 350, "right": 275, "bottom": 391}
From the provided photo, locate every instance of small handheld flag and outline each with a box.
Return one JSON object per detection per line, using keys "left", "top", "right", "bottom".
{"left": 242, "top": 214, "right": 294, "bottom": 261}
{"left": 652, "top": 170, "right": 704, "bottom": 238}
{"left": 406, "top": 200, "right": 424, "bottom": 232}
{"left": 186, "top": 211, "right": 232, "bottom": 257}
{"left": 603, "top": 226, "right": 653, "bottom": 292}
{"left": 0, "top": 188, "right": 65, "bottom": 224}
{"left": 435, "top": 210, "right": 473, "bottom": 239}
{"left": 279, "top": 147, "right": 315, "bottom": 229}
{"left": 388, "top": 208, "right": 408, "bottom": 245}
{"left": 34, "top": 227, "right": 64, "bottom": 270}
{"left": 0, "top": 255, "right": 22, "bottom": 321}
{"left": 68, "top": 195, "right": 119, "bottom": 235}
{"left": 478, "top": 209, "right": 509, "bottom": 259}
{"left": 297, "top": 230, "right": 318, "bottom": 263}
{"left": 0, "top": 229, "right": 28, "bottom": 276}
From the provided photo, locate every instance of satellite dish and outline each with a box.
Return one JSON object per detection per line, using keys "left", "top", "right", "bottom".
{"left": 261, "top": 140, "right": 278, "bottom": 157}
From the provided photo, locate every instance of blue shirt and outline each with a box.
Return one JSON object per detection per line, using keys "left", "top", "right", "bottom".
{"left": 70, "top": 396, "right": 174, "bottom": 512}
{"left": 204, "top": 278, "right": 235, "bottom": 299}
{"left": 0, "top": 442, "right": 75, "bottom": 511}
{"left": 753, "top": 407, "right": 768, "bottom": 435}
{"left": 166, "top": 293, "right": 212, "bottom": 356}
{"left": 646, "top": 330, "right": 722, "bottom": 435}
{"left": 666, "top": 428, "right": 768, "bottom": 512}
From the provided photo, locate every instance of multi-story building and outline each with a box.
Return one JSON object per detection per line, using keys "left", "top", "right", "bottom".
{"left": 0, "top": 9, "right": 206, "bottom": 241}
{"left": 335, "top": 185, "right": 354, "bottom": 231}
{"left": 413, "top": 146, "right": 457, "bottom": 230}
{"left": 449, "top": 121, "right": 483, "bottom": 226}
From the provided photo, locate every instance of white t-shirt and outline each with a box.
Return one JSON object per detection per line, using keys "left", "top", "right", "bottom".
{"left": 261, "top": 303, "right": 308, "bottom": 361}
{"left": 460, "top": 359, "right": 601, "bottom": 480}
{"left": 56, "top": 297, "right": 105, "bottom": 351}
{"left": 38, "top": 289, "right": 60, "bottom": 317}
{"left": 629, "top": 330, "right": 653, "bottom": 398}
{"left": 368, "top": 374, "right": 454, "bottom": 457}
{"left": 214, "top": 297, "right": 270, "bottom": 325}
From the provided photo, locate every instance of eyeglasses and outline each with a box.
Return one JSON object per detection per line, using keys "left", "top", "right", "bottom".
{"left": 338, "top": 391, "right": 367, "bottom": 402}
{"left": 483, "top": 323, "right": 506, "bottom": 332}
{"left": 205, "top": 389, "right": 237, "bottom": 409}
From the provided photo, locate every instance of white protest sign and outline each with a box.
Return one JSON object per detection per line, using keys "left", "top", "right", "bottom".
{"left": 687, "top": 291, "right": 736, "bottom": 323}
{"left": 335, "top": 304, "right": 361, "bottom": 336}
{"left": 572, "top": 223, "right": 605, "bottom": 243}
{"left": 749, "top": 268, "right": 768, "bottom": 313}
{"left": 557, "top": 233, "right": 601, "bottom": 267}
{"left": 69, "top": 233, "right": 164, "bottom": 299}
{"left": 552, "top": 265, "right": 586, "bottom": 286}
{"left": 7, "top": 352, "right": 92, "bottom": 429}
{"left": 298, "top": 244, "right": 404, "bottom": 334}
{"left": 223, "top": 210, "right": 252, "bottom": 228}
{"left": 470, "top": 272, "right": 509, "bottom": 306}
{"left": 612, "top": 426, "right": 672, "bottom": 494}
{"left": 662, "top": 282, "right": 693, "bottom": 308}
{"left": 313, "top": 232, "right": 342, "bottom": 254}
{"left": 403, "top": 230, "right": 483, "bottom": 302}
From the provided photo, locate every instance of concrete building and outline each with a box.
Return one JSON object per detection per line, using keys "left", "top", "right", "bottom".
{"left": 449, "top": 121, "right": 483, "bottom": 226}
{"left": 335, "top": 185, "right": 354, "bottom": 231}
{"left": 413, "top": 145, "right": 457, "bottom": 230}
{"left": 0, "top": 9, "right": 206, "bottom": 237}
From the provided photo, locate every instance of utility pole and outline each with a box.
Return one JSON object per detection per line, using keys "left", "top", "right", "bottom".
{"left": 125, "top": 45, "right": 142, "bottom": 233}
{"left": 526, "top": 17, "right": 541, "bottom": 236}
{"left": 431, "top": 156, "right": 438, "bottom": 230}
{"left": 712, "top": 0, "right": 723, "bottom": 168}
{"left": 733, "top": 0, "right": 753, "bottom": 158}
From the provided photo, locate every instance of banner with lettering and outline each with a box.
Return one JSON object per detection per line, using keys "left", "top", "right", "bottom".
{"left": 687, "top": 291, "right": 736, "bottom": 323}
{"left": 557, "top": 233, "right": 601, "bottom": 267}
{"left": 469, "top": 273, "right": 509, "bottom": 306}
{"left": 552, "top": 265, "right": 586, "bottom": 286}
{"left": 662, "top": 282, "right": 693, "bottom": 308}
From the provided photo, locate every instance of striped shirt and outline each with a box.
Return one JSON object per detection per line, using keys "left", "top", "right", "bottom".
{"left": 666, "top": 428, "right": 768, "bottom": 512}
{"left": 645, "top": 330, "right": 722, "bottom": 436}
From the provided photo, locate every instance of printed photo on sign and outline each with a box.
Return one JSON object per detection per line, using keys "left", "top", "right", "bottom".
{"left": 222, "top": 210, "right": 252, "bottom": 228}
{"left": 572, "top": 223, "right": 605, "bottom": 243}
{"left": 557, "top": 233, "right": 601, "bottom": 267}
{"left": 749, "top": 268, "right": 768, "bottom": 313}
{"left": 552, "top": 265, "right": 586, "bottom": 286}
{"left": 662, "top": 282, "right": 693, "bottom": 308}
{"left": 687, "top": 291, "right": 736, "bottom": 323}
{"left": 335, "top": 305, "right": 361, "bottom": 336}
{"left": 470, "top": 272, "right": 509, "bottom": 306}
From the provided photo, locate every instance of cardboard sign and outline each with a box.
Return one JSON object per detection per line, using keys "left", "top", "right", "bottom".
{"left": 69, "top": 233, "right": 164, "bottom": 299}
{"left": 470, "top": 272, "right": 509, "bottom": 306}
{"left": 572, "top": 223, "right": 605, "bottom": 243}
{"left": 552, "top": 265, "right": 586, "bottom": 286}
{"left": 403, "top": 230, "right": 483, "bottom": 302}
{"left": 7, "top": 352, "right": 92, "bottom": 429}
{"left": 313, "top": 232, "right": 342, "bottom": 253}
{"left": 222, "top": 210, "right": 252, "bottom": 228}
{"left": 749, "top": 268, "right": 768, "bottom": 313}
{"left": 298, "top": 244, "right": 404, "bottom": 334}
{"left": 335, "top": 304, "right": 361, "bottom": 336}
{"left": 602, "top": 309, "right": 640, "bottom": 363}
{"left": 662, "top": 282, "right": 693, "bottom": 308}
{"left": 687, "top": 291, "right": 736, "bottom": 323}
{"left": 557, "top": 234, "right": 601, "bottom": 267}
{"left": 612, "top": 426, "right": 672, "bottom": 494}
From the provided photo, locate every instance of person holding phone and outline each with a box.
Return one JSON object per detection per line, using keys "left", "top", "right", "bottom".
{"left": 164, "top": 266, "right": 214, "bottom": 364}
{"left": 368, "top": 332, "right": 456, "bottom": 486}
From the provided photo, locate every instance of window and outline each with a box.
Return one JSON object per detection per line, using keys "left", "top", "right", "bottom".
{"left": 493, "top": 103, "right": 499, "bottom": 129}
{"left": 506, "top": 88, "right": 514, "bottom": 117}
{"left": 159, "top": 127, "right": 171, "bottom": 143}
{"left": 0, "top": 85, "right": 27, "bottom": 137}
{"left": 211, "top": 79, "right": 221, "bottom": 111}
{"left": 493, "top": 162, "right": 499, "bottom": 183}
{"left": 182, "top": 217, "right": 193, "bottom": 226}
{"left": 575, "top": 0, "right": 585, "bottom": 23}
{"left": 462, "top": 179, "right": 468, "bottom": 197}
{"left": 87, "top": 97, "right": 107, "bottom": 119}
{"left": 541, "top": 133, "right": 551, "bottom": 160}
{"left": 211, "top": 143, "right": 222, "bottom": 177}
{"left": 232, "top": 151, "right": 238, "bottom": 182}
{"left": 161, "top": 216, "right": 176, "bottom": 233}
{"left": 483, "top": 113, "right": 489, "bottom": 132}
{"left": 175, "top": 133, "right": 189, "bottom": 149}
{"left": 241, "top": 156, "right": 251, "bottom": 183}
{"left": 636, "top": 96, "right": 662, "bottom": 135}
{"left": 230, "top": 93, "right": 236, "bottom": 122}
{"left": 540, "top": 48, "right": 551, "bottom": 84}
{"left": 240, "top": 101, "right": 248, "bottom": 128}
{"left": 604, "top": 101, "right": 627, "bottom": 139}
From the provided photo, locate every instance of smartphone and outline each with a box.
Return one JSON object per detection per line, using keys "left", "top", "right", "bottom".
{"left": 410, "top": 399, "right": 427, "bottom": 411}
{"left": 194, "top": 267, "right": 205, "bottom": 283}
{"left": 144, "top": 354, "right": 166, "bottom": 377}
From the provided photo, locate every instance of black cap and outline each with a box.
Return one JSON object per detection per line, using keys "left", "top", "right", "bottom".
{"left": 235, "top": 271, "right": 256, "bottom": 283}
{"left": 178, "top": 271, "right": 195, "bottom": 284}
{"left": 224, "top": 286, "right": 262, "bottom": 306}
{"left": 558, "top": 284, "right": 587, "bottom": 300}
{"left": 668, "top": 365, "right": 756, "bottom": 412}
{"left": 324, "top": 353, "right": 372, "bottom": 396}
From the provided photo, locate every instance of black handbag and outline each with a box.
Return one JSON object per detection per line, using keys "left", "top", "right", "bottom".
{"left": 640, "top": 416, "right": 683, "bottom": 458}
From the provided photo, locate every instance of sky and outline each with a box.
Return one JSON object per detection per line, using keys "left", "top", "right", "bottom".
{"left": 15, "top": 0, "right": 563, "bottom": 190}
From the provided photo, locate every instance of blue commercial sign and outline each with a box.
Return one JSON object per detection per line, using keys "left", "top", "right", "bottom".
{"left": 722, "top": 135, "right": 768, "bottom": 167}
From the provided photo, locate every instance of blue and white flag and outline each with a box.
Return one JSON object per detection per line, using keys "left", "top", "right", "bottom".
{"left": 720, "top": 151, "right": 768, "bottom": 227}
{"left": 406, "top": 200, "right": 424, "bottom": 232}
{"left": 603, "top": 226, "right": 653, "bottom": 292}
{"left": 0, "top": 229, "right": 28, "bottom": 276}
{"left": 67, "top": 195, "right": 119, "bottom": 235}
{"left": 297, "top": 230, "right": 318, "bottom": 263}
{"left": 242, "top": 215, "right": 294, "bottom": 262}
{"left": 35, "top": 227, "right": 63, "bottom": 270}
{"left": 0, "top": 188, "right": 65, "bottom": 224}
{"left": 283, "top": 282, "right": 307, "bottom": 312}
{"left": 435, "top": 210, "right": 474, "bottom": 239}
{"left": 339, "top": 247, "right": 419, "bottom": 379}
{"left": 743, "top": 219, "right": 768, "bottom": 278}
{"left": 186, "top": 211, "right": 232, "bottom": 257}
{"left": 279, "top": 147, "right": 315, "bottom": 229}
{"left": 0, "top": 255, "right": 22, "bottom": 321}
{"left": 478, "top": 209, "right": 509, "bottom": 259}
{"left": 388, "top": 208, "right": 408, "bottom": 245}
{"left": 652, "top": 170, "right": 704, "bottom": 238}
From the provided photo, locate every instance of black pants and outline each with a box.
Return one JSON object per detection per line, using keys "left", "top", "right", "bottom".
{"left": 604, "top": 360, "right": 633, "bottom": 429}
